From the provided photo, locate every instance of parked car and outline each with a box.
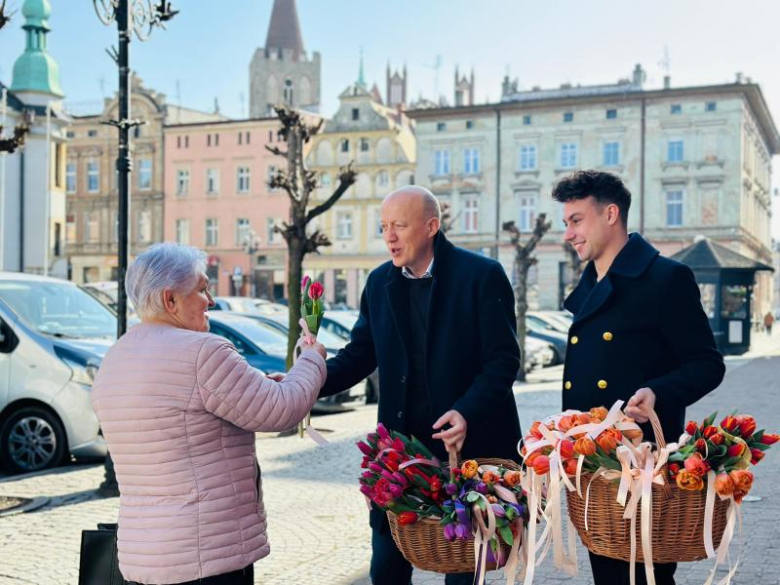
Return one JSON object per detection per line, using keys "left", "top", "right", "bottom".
{"left": 219, "top": 312, "right": 366, "bottom": 409}
{"left": 211, "top": 296, "right": 287, "bottom": 315}
{"left": 528, "top": 312, "right": 569, "bottom": 335}
{"left": 206, "top": 312, "right": 288, "bottom": 375}
{"left": 525, "top": 336, "right": 556, "bottom": 370}
{"left": 0, "top": 273, "right": 112, "bottom": 473}
{"left": 526, "top": 319, "right": 568, "bottom": 365}
{"left": 82, "top": 280, "right": 137, "bottom": 318}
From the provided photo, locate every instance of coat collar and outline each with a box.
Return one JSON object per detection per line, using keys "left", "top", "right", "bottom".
{"left": 385, "top": 231, "right": 453, "bottom": 285}
{"left": 565, "top": 233, "right": 659, "bottom": 324}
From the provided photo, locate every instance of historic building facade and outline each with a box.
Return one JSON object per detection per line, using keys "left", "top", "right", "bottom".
{"left": 407, "top": 66, "right": 779, "bottom": 317}
{"left": 163, "top": 117, "right": 290, "bottom": 299}
{"left": 306, "top": 81, "right": 416, "bottom": 308}
{"left": 249, "top": 0, "right": 321, "bottom": 117}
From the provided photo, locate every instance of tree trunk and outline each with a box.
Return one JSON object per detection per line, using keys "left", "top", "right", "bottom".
{"left": 286, "top": 238, "right": 305, "bottom": 369}
{"left": 514, "top": 259, "right": 529, "bottom": 382}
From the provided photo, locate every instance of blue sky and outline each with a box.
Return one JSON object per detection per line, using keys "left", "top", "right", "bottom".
{"left": 1, "top": 0, "right": 779, "bottom": 235}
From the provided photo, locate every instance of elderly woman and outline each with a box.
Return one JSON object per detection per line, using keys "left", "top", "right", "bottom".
{"left": 91, "top": 243, "right": 326, "bottom": 585}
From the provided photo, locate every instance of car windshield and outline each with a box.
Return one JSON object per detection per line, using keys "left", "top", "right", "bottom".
{"left": 0, "top": 280, "right": 116, "bottom": 339}
{"left": 225, "top": 318, "right": 289, "bottom": 355}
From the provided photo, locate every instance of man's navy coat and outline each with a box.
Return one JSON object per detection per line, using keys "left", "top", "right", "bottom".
{"left": 321, "top": 232, "right": 522, "bottom": 463}
{"left": 562, "top": 233, "right": 726, "bottom": 441}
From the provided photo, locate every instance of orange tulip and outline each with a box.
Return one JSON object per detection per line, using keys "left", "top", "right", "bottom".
{"left": 683, "top": 453, "right": 710, "bottom": 478}
{"left": 461, "top": 460, "right": 479, "bottom": 479}
{"left": 620, "top": 417, "right": 643, "bottom": 441}
{"left": 558, "top": 415, "right": 575, "bottom": 432}
{"left": 729, "top": 469, "right": 753, "bottom": 493}
{"left": 503, "top": 470, "right": 521, "bottom": 488}
{"left": 590, "top": 406, "right": 609, "bottom": 422}
{"left": 596, "top": 432, "right": 618, "bottom": 454}
{"left": 737, "top": 416, "right": 756, "bottom": 438}
{"left": 676, "top": 470, "right": 704, "bottom": 491}
{"left": 574, "top": 413, "right": 593, "bottom": 426}
{"left": 482, "top": 470, "right": 501, "bottom": 485}
{"left": 529, "top": 421, "right": 544, "bottom": 440}
{"left": 559, "top": 440, "right": 575, "bottom": 459}
{"left": 532, "top": 455, "right": 550, "bottom": 475}
{"left": 714, "top": 473, "right": 735, "bottom": 497}
{"left": 524, "top": 449, "right": 541, "bottom": 467}
{"left": 574, "top": 437, "right": 597, "bottom": 456}
{"left": 563, "top": 458, "right": 578, "bottom": 476}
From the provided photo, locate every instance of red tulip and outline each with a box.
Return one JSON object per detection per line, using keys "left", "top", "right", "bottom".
{"left": 710, "top": 433, "right": 724, "bottom": 446}
{"left": 737, "top": 416, "right": 756, "bottom": 438}
{"left": 727, "top": 443, "right": 745, "bottom": 457}
{"left": 703, "top": 426, "right": 719, "bottom": 440}
{"left": 532, "top": 455, "right": 550, "bottom": 476}
{"left": 399, "top": 511, "right": 418, "bottom": 526}
{"left": 685, "top": 421, "right": 699, "bottom": 436}
{"left": 750, "top": 448, "right": 765, "bottom": 465}
{"left": 563, "top": 458, "right": 578, "bottom": 476}
{"left": 721, "top": 416, "right": 738, "bottom": 433}
{"left": 683, "top": 453, "right": 709, "bottom": 477}
{"left": 301, "top": 275, "right": 311, "bottom": 292}
{"left": 559, "top": 440, "right": 575, "bottom": 459}
{"left": 668, "top": 463, "right": 681, "bottom": 479}
{"left": 695, "top": 438, "right": 707, "bottom": 454}
{"left": 308, "top": 281, "right": 324, "bottom": 300}
{"left": 760, "top": 433, "right": 780, "bottom": 445}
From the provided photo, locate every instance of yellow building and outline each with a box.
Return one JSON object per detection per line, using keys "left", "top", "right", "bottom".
{"left": 306, "top": 82, "right": 415, "bottom": 308}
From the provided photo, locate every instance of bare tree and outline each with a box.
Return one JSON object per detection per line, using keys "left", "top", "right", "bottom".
{"left": 503, "top": 214, "right": 552, "bottom": 381}
{"left": 266, "top": 106, "right": 357, "bottom": 366}
{"left": 439, "top": 201, "right": 458, "bottom": 234}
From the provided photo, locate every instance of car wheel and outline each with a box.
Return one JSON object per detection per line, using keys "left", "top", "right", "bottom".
{"left": 0, "top": 406, "right": 67, "bottom": 473}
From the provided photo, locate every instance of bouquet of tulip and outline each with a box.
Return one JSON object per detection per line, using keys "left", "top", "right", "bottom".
{"left": 668, "top": 413, "right": 778, "bottom": 503}
{"left": 300, "top": 276, "right": 324, "bottom": 337}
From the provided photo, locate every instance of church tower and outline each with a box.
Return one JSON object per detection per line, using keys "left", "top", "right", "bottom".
{"left": 249, "top": 0, "right": 321, "bottom": 117}
{"left": 454, "top": 67, "right": 475, "bottom": 107}
{"left": 386, "top": 62, "right": 407, "bottom": 109}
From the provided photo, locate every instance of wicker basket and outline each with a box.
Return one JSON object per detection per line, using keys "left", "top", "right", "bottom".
{"left": 387, "top": 453, "right": 521, "bottom": 574}
{"left": 566, "top": 411, "right": 731, "bottom": 563}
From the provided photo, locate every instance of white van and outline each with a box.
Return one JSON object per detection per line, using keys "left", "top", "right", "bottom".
{"left": 0, "top": 273, "right": 112, "bottom": 473}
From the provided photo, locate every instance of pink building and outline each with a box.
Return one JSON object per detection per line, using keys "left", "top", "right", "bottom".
{"left": 164, "top": 119, "right": 290, "bottom": 298}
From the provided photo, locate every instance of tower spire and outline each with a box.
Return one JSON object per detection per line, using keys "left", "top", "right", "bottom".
{"left": 264, "top": 0, "right": 305, "bottom": 60}
{"left": 11, "top": 0, "right": 63, "bottom": 97}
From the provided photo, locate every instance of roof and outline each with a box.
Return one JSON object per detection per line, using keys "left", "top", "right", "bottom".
{"left": 265, "top": 0, "right": 305, "bottom": 59}
{"left": 670, "top": 238, "right": 774, "bottom": 272}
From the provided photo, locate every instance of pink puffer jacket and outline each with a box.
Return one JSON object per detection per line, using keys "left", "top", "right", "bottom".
{"left": 91, "top": 323, "right": 326, "bottom": 584}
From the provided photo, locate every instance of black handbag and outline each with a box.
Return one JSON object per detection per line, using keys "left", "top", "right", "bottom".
{"left": 78, "top": 523, "right": 127, "bottom": 585}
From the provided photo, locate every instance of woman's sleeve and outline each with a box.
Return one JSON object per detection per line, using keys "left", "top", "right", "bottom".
{"left": 196, "top": 335, "right": 327, "bottom": 432}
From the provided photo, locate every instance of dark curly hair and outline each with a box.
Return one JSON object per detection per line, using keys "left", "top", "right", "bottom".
{"left": 551, "top": 170, "right": 631, "bottom": 227}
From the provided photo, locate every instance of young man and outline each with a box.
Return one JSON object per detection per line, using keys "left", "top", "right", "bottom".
{"left": 320, "top": 186, "right": 522, "bottom": 585}
{"left": 553, "top": 170, "right": 726, "bottom": 585}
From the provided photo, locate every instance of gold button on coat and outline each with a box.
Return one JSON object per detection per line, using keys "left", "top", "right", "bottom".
{"left": 570, "top": 336, "right": 579, "bottom": 345}
{"left": 597, "top": 380, "right": 608, "bottom": 390}
{"left": 565, "top": 381, "right": 572, "bottom": 390}
{"left": 603, "top": 332, "right": 613, "bottom": 341}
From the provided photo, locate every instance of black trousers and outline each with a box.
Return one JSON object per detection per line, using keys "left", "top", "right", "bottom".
{"left": 589, "top": 552, "right": 676, "bottom": 585}
{"left": 128, "top": 565, "right": 253, "bottom": 585}
{"left": 370, "top": 512, "right": 472, "bottom": 585}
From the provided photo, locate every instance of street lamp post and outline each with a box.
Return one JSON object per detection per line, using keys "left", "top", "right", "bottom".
{"left": 244, "top": 229, "right": 261, "bottom": 297}
{"left": 92, "top": 0, "right": 177, "bottom": 497}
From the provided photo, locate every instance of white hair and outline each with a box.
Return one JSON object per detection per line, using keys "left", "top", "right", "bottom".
{"left": 125, "top": 243, "right": 208, "bottom": 318}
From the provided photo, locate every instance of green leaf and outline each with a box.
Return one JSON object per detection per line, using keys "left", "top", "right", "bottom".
{"left": 703, "top": 412, "right": 718, "bottom": 428}
{"left": 499, "top": 526, "right": 514, "bottom": 546}
{"left": 466, "top": 492, "right": 480, "bottom": 503}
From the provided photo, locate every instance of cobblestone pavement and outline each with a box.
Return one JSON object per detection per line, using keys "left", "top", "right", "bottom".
{"left": 1, "top": 331, "right": 779, "bottom": 584}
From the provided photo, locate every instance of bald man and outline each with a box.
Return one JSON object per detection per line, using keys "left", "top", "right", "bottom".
{"left": 320, "top": 186, "right": 522, "bottom": 585}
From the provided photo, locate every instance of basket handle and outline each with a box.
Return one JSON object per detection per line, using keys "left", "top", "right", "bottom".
{"left": 448, "top": 450, "right": 460, "bottom": 476}
{"left": 647, "top": 409, "right": 666, "bottom": 451}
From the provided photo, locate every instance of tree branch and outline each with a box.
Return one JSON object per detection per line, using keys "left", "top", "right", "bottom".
{"left": 306, "top": 162, "right": 357, "bottom": 222}
{"left": 265, "top": 144, "right": 288, "bottom": 158}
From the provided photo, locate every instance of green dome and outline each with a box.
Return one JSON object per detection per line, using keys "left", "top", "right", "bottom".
{"left": 22, "top": 0, "right": 51, "bottom": 31}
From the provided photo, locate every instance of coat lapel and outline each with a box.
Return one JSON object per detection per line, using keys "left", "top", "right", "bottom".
{"left": 572, "top": 275, "right": 614, "bottom": 325}
{"left": 384, "top": 269, "right": 411, "bottom": 360}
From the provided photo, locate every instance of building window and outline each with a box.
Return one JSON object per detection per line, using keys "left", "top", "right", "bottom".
{"left": 267, "top": 165, "right": 278, "bottom": 189}
{"left": 236, "top": 218, "right": 251, "bottom": 246}
{"left": 671, "top": 104, "right": 682, "bottom": 115}
{"left": 206, "top": 168, "right": 219, "bottom": 195}
{"left": 377, "top": 171, "right": 389, "bottom": 186}
{"left": 603, "top": 141, "right": 620, "bottom": 166}
{"left": 352, "top": 108, "right": 360, "bottom": 121}
{"left": 463, "top": 148, "right": 480, "bottom": 174}
{"left": 207, "top": 134, "right": 211, "bottom": 147}
{"left": 138, "top": 210, "right": 152, "bottom": 243}
{"left": 138, "top": 159, "right": 152, "bottom": 191}
{"left": 205, "top": 218, "right": 219, "bottom": 247}
{"left": 522, "top": 115, "right": 532, "bottom": 125}
{"left": 706, "top": 101, "right": 717, "bottom": 112}
{"left": 563, "top": 112, "right": 574, "bottom": 123}
{"left": 518, "top": 194, "right": 537, "bottom": 232}
{"left": 88, "top": 129, "right": 98, "bottom": 138}
{"left": 245, "top": 132, "right": 250, "bottom": 144}
{"left": 434, "top": 149, "right": 450, "bottom": 175}
{"left": 436, "top": 122, "right": 446, "bottom": 132}
{"left": 133, "top": 126, "right": 141, "bottom": 139}
{"left": 175, "top": 219, "right": 190, "bottom": 245}
{"left": 666, "top": 190, "right": 683, "bottom": 227}
{"left": 237, "top": 166, "right": 251, "bottom": 193}
{"left": 337, "top": 212, "right": 353, "bottom": 239}
{"left": 466, "top": 120, "right": 474, "bottom": 130}
{"left": 87, "top": 161, "right": 99, "bottom": 193}
{"left": 463, "top": 197, "right": 479, "bottom": 234}
{"left": 360, "top": 138, "right": 370, "bottom": 152}
{"left": 176, "top": 169, "right": 190, "bottom": 196}
{"left": 267, "top": 218, "right": 278, "bottom": 244}
{"left": 320, "top": 172, "right": 331, "bottom": 189}
{"left": 84, "top": 211, "right": 100, "bottom": 243}
{"left": 375, "top": 212, "right": 383, "bottom": 239}
{"left": 66, "top": 131, "right": 75, "bottom": 139}
{"left": 560, "top": 143, "right": 578, "bottom": 168}
{"left": 177, "top": 136, "right": 181, "bottom": 148}
{"left": 238, "top": 132, "right": 242, "bottom": 145}
{"left": 340, "top": 139, "right": 350, "bottom": 153}
{"left": 66, "top": 162, "right": 77, "bottom": 193}
{"left": 519, "top": 145, "right": 537, "bottom": 171}
{"left": 606, "top": 109, "right": 617, "bottom": 119}
{"left": 284, "top": 78, "right": 294, "bottom": 105}
{"left": 667, "top": 140, "right": 684, "bottom": 163}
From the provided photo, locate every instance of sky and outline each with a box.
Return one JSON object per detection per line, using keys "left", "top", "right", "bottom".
{"left": 1, "top": 0, "right": 779, "bottom": 237}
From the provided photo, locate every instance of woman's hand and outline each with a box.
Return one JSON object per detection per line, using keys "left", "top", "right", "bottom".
{"left": 301, "top": 339, "right": 327, "bottom": 359}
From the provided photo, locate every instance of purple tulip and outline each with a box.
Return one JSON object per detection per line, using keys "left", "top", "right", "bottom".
{"left": 476, "top": 481, "right": 488, "bottom": 494}
{"left": 510, "top": 503, "right": 525, "bottom": 517}
{"left": 361, "top": 471, "right": 373, "bottom": 480}
{"left": 381, "top": 469, "right": 395, "bottom": 481}
{"left": 486, "top": 542, "right": 507, "bottom": 567}
{"left": 368, "top": 462, "right": 383, "bottom": 474}
{"left": 357, "top": 441, "right": 373, "bottom": 456}
{"left": 455, "top": 523, "right": 470, "bottom": 540}
{"left": 392, "top": 472, "right": 409, "bottom": 486}
{"left": 359, "top": 484, "right": 373, "bottom": 498}
{"left": 445, "top": 483, "right": 458, "bottom": 496}
{"left": 389, "top": 484, "right": 403, "bottom": 498}
{"left": 455, "top": 501, "right": 469, "bottom": 526}
{"left": 443, "top": 523, "right": 457, "bottom": 541}
{"left": 491, "top": 503, "right": 506, "bottom": 518}
{"left": 301, "top": 275, "right": 311, "bottom": 292}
